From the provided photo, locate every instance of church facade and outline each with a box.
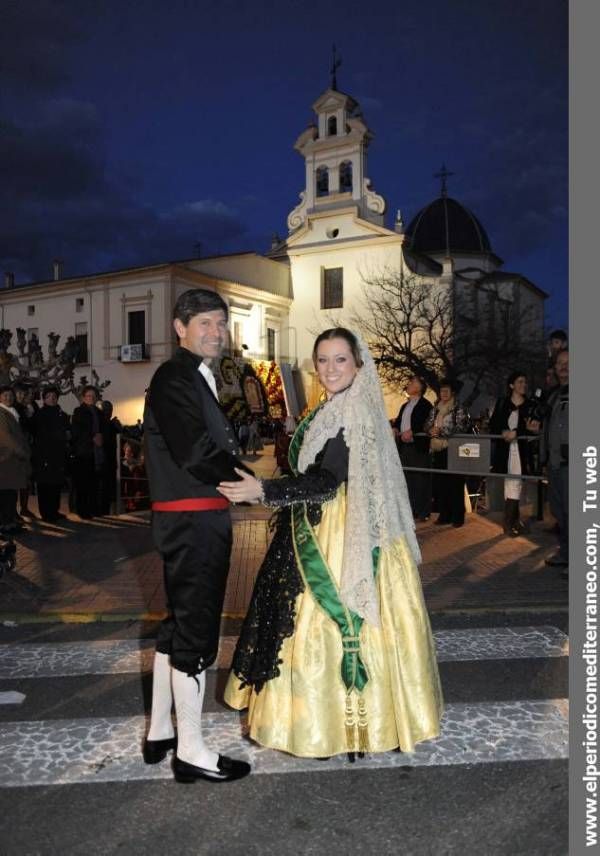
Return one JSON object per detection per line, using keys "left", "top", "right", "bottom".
{"left": 271, "top": 83, "right": 546, "bottom": 411}
{"left": 0, "top": 78, "right": 546, "bottom": 422}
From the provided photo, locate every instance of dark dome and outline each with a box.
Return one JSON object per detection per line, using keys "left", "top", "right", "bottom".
{"left": 405, "top": 196, "right": 492, "bottom": 255}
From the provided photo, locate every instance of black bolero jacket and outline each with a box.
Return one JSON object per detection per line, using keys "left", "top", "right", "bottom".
{"left": 143, "top": 347, "right": 251, "bottom": 502}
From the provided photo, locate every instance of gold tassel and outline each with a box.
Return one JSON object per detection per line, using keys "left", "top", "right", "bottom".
{"left": 345, "top": 693, "right": 356, "bottom": 751}
{"left": 357, "top": 695, "right": 370, "bottom": 753}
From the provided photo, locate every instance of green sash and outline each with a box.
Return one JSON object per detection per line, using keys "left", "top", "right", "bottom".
{"left": 288, "top": 409, "right": 379, "bottom": 694}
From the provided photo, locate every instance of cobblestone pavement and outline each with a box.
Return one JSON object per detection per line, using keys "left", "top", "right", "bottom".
{"left": 0, "top": 448, "right": 568, "bottom": 620}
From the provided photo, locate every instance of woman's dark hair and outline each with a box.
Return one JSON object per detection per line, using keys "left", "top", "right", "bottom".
{"left": 0, "top": 384, "right": 13, "bottom": 396}
{"left": 438, "top": 377, "right": 461, "bottom": 394}
{"left": 42, "top": 386, "right": 59, "bottom": 399}
{"left": 173, "top": 288, "right": 228, "bottom": 326}
{"left": 506, "top": 371, "right": 527, "bottom": 391}
{"left": 312, "top": 328, "right": 363, "bottom": 368}
{"left": 81, "top": 384, "right": 98, "bottom": 397}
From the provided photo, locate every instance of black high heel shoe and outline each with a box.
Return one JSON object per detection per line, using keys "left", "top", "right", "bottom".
{"left": 142, "top": 735, "right": 177, "bottom": 765}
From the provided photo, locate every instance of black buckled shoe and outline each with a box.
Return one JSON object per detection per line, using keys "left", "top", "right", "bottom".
{"left": 173, "top": 754, "right": 251, "bottom": 784}
{"left": 143, "top": 736, "right": 177, "bottom": 765}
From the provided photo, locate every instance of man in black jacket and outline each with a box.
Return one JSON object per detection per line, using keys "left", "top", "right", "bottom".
{"left": 70, "top": 385, "right": 109, "bottom": 519}
{"left": 143, "top": 288, "right": 251, "bottom": 783}
{"left": 31, "top": 387, "right": 70, "bottom": 522}
{"left": 394, "top": 376, "right": 433, "bottom": 520}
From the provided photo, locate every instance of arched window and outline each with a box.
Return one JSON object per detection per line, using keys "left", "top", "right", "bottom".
{"left": 339, "top": 161, "right": 353, "bottom": 193}
{"left": 316, "top": 166, "right": 329, "bottom": 197}
{"left": 327, "top": 116, "right": 337, "bottom": 136}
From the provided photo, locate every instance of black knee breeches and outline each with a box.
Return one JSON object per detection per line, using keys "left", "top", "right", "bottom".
{"left": 152, "top": 509, "right": 232, "bottom": 675}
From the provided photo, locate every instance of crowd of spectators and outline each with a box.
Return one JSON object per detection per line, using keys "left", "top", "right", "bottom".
{"left": 388, "top": 328, "right": 568, "bottom": 575}
{"left": 0, "top": 382, "right": 149, "bottom": 535}
{"left": 0, "top": 328, "right": 568, "bottom": 570}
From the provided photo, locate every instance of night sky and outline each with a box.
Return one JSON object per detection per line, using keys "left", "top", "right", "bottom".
{"left": 1, "top": 0, "right": 568, "bottom": 326}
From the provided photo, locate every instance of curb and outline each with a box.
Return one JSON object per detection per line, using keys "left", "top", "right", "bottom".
{"left": 0, "top": 603, "right": 568, "bottom": 625}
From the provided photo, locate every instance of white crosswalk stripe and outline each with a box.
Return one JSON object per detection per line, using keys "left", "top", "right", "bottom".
{"left": 0, "top": 626, "right": 569, "bottom": 679}
{"left": 0, "top": 625, "right": 569, "bottom": 789}
{"left": 0, "top": 700, "right": 568, "bottom": 788}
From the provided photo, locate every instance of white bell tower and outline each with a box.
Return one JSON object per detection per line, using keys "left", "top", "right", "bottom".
{"left": 286, "top": 58, "right": 386, "bottom": 234}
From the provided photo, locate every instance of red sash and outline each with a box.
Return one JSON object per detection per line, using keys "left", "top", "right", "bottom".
{"left": 151, "top": 497, "right": 229, "bottom": 512}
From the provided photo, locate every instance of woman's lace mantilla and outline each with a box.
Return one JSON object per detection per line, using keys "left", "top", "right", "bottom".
{"left": 297, "top": 335, "right": 420, "bottom": 627}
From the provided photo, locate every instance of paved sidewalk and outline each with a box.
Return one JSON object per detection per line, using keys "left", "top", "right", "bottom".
{"left": 0, "top": 448, "right": 568, "bottom": 621}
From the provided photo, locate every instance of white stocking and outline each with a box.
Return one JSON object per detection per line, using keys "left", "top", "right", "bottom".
{"left": 147, "top": 651, "right": 174, "bottom": 741}
{"left": 172, "top": 667, "right": 219, "bottom": 771}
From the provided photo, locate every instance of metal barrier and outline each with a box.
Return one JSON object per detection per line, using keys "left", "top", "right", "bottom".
{"left": 398, "top": 431, "right": 547, "bottom": 519}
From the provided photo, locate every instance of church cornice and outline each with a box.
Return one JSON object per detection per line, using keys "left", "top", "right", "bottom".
{"left": 285, "top": 232, "right": 403, "bottom": 257}
{"left": 312, "top": 88, "right": 358, "bottom": 113}
{"left": 297, "top": 127, "right": 372, "bottom": 155}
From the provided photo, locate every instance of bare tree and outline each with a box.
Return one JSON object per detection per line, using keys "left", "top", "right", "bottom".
{"left": 351, "top": 267, "right": 544, "bottom": 405}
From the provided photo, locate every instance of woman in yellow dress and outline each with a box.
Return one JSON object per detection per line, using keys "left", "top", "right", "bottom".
{"left": 218, "top": 328, "right": 443, "bottom": 758}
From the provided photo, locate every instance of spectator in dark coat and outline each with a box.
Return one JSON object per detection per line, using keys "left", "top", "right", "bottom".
{"left": 0, "top": 385, "right": 31, "bottom": 534}
{"left": 489, "top": 372, "right": 539, "bottom": 536}
{"left": 425, "top": 379, "right": 471, "bottom": 528}
{"left": 12, "top": 381, "right": 36, "bottom": 519}
{"left": 394, "top": 376, "right": 433, "bottom": 520}
{"left": 99, "top": 400, "right": 121, "bottom": 514}
{"left": 70, "top": 386, "right": 109, "bottom": 519}
{"left": 31, "top": 387, "right": 70, "bottom": 522}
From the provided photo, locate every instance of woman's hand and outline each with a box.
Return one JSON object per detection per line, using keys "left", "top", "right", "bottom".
{"left": 502, "top": 429, "right": 517, "bottom": 442}
{"left": 217, "top": 468, "right": 264, "bottom": 503}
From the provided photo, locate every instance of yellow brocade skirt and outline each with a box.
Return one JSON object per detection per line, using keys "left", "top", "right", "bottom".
{"left": 224, "top": 488, "right": 444, "bottom": 757}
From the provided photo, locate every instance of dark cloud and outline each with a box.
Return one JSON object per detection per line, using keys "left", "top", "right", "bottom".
{"left": 0, "top": 30, "right": 248, "bottom": 282}
{"left": 0, "top": 103, "right": 248, "bottom": 282}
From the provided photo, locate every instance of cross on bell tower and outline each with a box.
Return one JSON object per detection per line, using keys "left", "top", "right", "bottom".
{"left": 330, "top": 44, "right": 342, "bottom": 91}
{"left": 434, "top": 163, "right": 454, "bottom": 197}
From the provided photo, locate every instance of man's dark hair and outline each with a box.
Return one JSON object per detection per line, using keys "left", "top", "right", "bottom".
{"left": 408, "top": 375, "right": 427, "bottom": 394}
{"left": 42, "top": 386, "right": 59, "bottom": 399}
{"left": 548, "top": 329, "right": 567, "bottom": 342}
{"left": 13, "top": 381, "right": 29, "bottom": 392}
{"left": 0, "top": 384, "right": 13, "bottom": 395}
{"left": 173, "top": 289, "right": 228, "bottom": 326}
{"left": 81, "top": 384, "right": 98, "bottom": 397}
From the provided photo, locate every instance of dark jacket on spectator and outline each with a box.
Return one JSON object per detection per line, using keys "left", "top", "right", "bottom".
{"left": 0, "top": 406, "right": 31, "bottom": 490}
{"left": 489, "top": 396, "right": 536, "bottom": 475}
{"left": 394, "top": 397, "right": 433, "bottom": 454}
{"left": 70, "top": 404, "right": 109, "bottom": 461}
{"left": 32, "top": 405, "right": 70, "bottom": 485}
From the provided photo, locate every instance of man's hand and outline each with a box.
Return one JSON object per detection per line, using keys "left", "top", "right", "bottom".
{"left": 93, "top": 433, "right": 103, "bottom": 447}
{"left": 526, "top": 418, "right": 541, "bottom": 433}
{"left": 501, "top": 429, "right": 517, "bottom": 442}
{"left": 400, "top": 429, "right": 413, "bottom": 443}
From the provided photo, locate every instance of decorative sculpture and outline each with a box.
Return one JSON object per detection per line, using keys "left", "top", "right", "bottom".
{"left": 0, "top": 329, "right": 110, "bottom": 400}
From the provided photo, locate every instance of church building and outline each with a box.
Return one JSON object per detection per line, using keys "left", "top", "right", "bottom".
{"left": 0, "top": 69, "right": 546, "bottom": 422}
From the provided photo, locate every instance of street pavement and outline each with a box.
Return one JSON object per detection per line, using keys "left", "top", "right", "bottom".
{"left": 0, "top": 448, "right": 568, "bottom": 855}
